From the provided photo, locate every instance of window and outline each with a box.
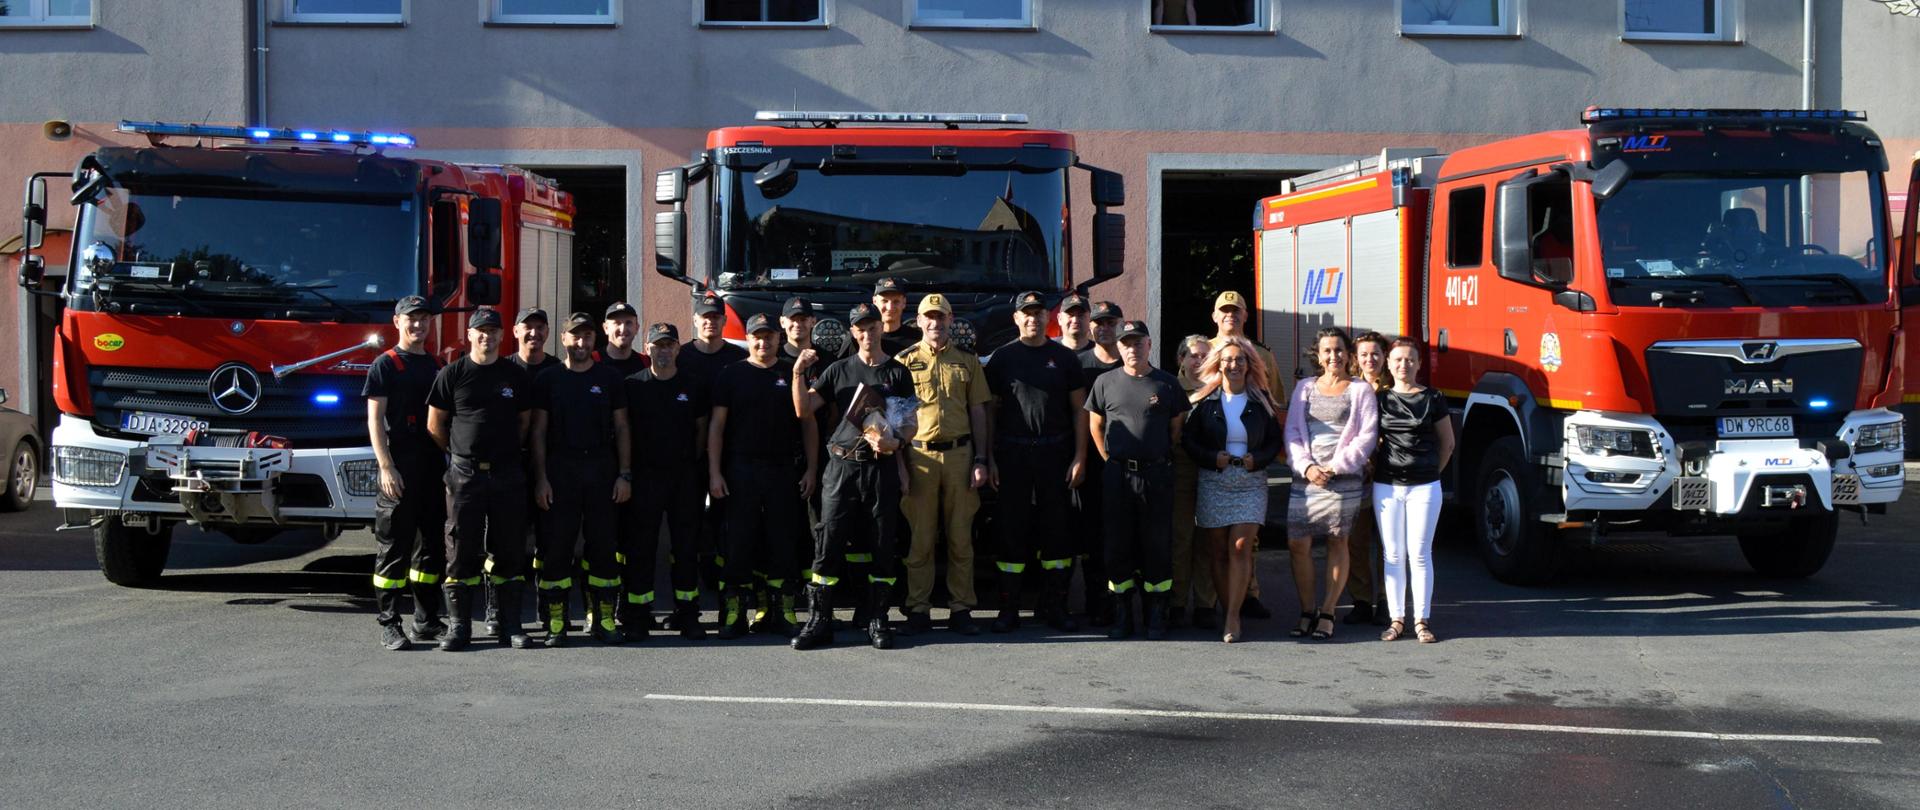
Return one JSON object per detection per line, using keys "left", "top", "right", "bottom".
{"left": 489, "top": 0, "right": 617, "bottom": 25}
{"left": 1527, "top": 175, "right": 1574, "bottom": 285}
{"left": 0, "top": 0, "right": 92, "bottom": 27}
{"left": 281, "top": 0, "right": 405, "bottom": 24}
{"left": 909, "top": 0, "right": 1032, "bottom": 30}
{"left": 1447, "top": 186, "right": 1487, "bottom": 267}
{"left": 702, "top": 0, "right": 824, "bottom": 26}
{"left": 1399, "top": 0, "right": 1516, "bottom": 37}
{"left": 1150, "top": 0, "right": 1269, "bottom": 33}
{"left": 1623, "top": 0, "right": 1734, "bottom": 42}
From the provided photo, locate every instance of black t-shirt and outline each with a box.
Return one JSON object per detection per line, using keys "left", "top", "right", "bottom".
{"left": 676, "top": 340, "right": 749, "bottom": 414}
{"left": 362, "top": 348, "right": 441, "bottom": 458}
{"left": 812, "top": 354, "right": 913, "bottom": 453}
{"left": 711, "top": 358, "right": 801, "bottom": 462}
{"left": 510, "top": 353, "right": 560, "bottom": 378}
{"left": 533, "top": 362, "right": 628, "bottom": 457}
{"left": 1085, "top": 367, "right": 1186, "bottom": 463}
{"left": 987, "top": 339, "right": 1086, "bottom": 440}
{"left": 597, "top": 349, "right": 650, "bottom": 378}
{"left": 1375, "top": 387, "right": 1449, "bottom": 485}
{"left": 1078, "top": 345, "right": 1124, "bottom": 385}
{"left": 625, "top": 369, "right": 706, "bottom": 468}
{"left": 881, "top": 324, "right": 923, "bottom": 358}
{"left": 428, "top": 356, "right": 532, "bottom": 464}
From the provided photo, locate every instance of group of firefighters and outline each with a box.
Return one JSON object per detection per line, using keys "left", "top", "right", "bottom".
{"left": 366, "top": 279, "right": 1278, "bottom": 652}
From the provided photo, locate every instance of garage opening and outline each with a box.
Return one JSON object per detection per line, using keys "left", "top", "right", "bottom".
{"left": 1158, "top": 172, "right": 1297, "bottom": 367}
{"left": 522, "top": 166, "right": 627, "bottom": 326}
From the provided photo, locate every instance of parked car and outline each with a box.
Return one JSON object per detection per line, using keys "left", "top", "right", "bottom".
{"left": 0, "top": 387, "right": 41, "bottom": 511}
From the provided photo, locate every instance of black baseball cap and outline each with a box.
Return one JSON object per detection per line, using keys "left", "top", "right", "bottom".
{"left": 1090, "top": 301, "right": 1123, "bottom": 322}
{"left": 563, "top": 312, "right": 597, "bottom": 334}
{"left": 743, "top": 313, "right": 778, "bottom": 335}
{"left": 468, "top": 307, "right": 503, "bottom": 330}
{"left": 783, "top": 297, "right": 818, "bottom": 318}
{"left": 515, "top": 306, "right": 548, "bottom": 325}
{"left": 873, "top": 277, "right": 906, "bottom": 296}
{"left": 603, "top": 301, "right": 638, "bottom": 320}
{"left": 647, "top": 323, "right": 679, "bottom": 345}
{"left": 848, "top": 303, "right": 880, "bottom": 325}
{"left": 693, "top": 291, "right": 725, "bottom": 315}
{"left": 1059, "top": 293, "right": 1090, "bottom": 313}
{"left": 1013, "top": 291, "right": 1047, "bottom": 312}
{"left": 394, "top": 295, "right": 430, "bottom": 316}
{"left": 1117, "top": 320, "right": 1150, "bottom": 341}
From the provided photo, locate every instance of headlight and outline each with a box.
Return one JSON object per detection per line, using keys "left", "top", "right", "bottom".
{"left": 1574, "top": 426, "right": 1656, "bottom": 458}
{"left": 950, "top": 318, "right": 977, "bottom": 354}
{"left": 1853, "top": 421, "right": 1904, "bottom": 453}
{"left": 338, "top": 459, "right": 380, "bottom": 498}
{"left": 52, "top": 446, "right": 126, "bottom": 487}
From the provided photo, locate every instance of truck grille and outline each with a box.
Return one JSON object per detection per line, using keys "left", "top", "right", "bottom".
{"left": 89, "top": 366, "right": 369, "bottom": 448}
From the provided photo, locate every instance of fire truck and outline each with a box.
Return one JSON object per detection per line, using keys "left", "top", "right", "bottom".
{"left": 1254, "top": 108, "right": 1914, "bottom": 583}
{"left": 15, "top": 121, "right": 575, "bottom": 586}
{"left": 652, "top": 111, "right": 1125, "bottom": 355}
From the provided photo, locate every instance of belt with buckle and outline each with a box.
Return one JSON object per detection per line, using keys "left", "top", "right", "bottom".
{"left": 827, "top": 444, "right": 879, "bottom": 463}
{"left": 453, "top": 456, "right": 495, "bottom": 472}
{"left": 911, "top": 435, "right": 972, "bottom": 452}
{"left": 1118, "top": 458, "right": 1170, "bottom": 472}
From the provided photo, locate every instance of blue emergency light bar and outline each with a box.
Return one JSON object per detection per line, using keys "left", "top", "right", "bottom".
{"left": 119, "top": 121, "right": 416, "bottom": 148}
{"left": 755, "top": 110, "right": 1029, "bottom": 126}
{"left": 1581, "top": 107, "right": 1866, "bottom": 124}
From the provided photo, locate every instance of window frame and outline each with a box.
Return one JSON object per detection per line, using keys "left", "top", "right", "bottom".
{"left": 696, "top": 0, "right": 829, "bottom": 29}
{"left": 1146, "top": 0, "right": 1273, "bottom": 35}
{"left": 906, "top": 0, "right": 1035, "bottom": 31}
{"left": 485, "top": 0, "right": 620, "bottom": 26}
{"left": 1397, "top": 0, "right": 1518, "bottom": 38}
{"left": 278, "top": 0, "right": 408, "bottom": 26}
{"left": 0, "top": 0, "right": 95, "bottom": 28}
{"left": 1621, "top": 0, "right": 1738, "bottom": 44}
{"left": 1445, "top": 184, "right": 1489, "bottom": 269}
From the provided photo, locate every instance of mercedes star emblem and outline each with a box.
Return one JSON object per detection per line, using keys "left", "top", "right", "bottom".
{"left": 230, "top": 321, "right": 245, "bottom": 335}
{"left": 208, "top": 362, "right": 264, "bottom": 415}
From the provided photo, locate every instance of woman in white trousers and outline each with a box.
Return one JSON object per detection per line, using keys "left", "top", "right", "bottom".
{"left": 1370, "top": 338, "right": 1455, "bottom": 643}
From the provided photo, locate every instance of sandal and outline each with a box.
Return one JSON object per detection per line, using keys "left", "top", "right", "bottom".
{"left": 1310, "top": 611, "right": 1336, "bottom": 640}
{"left": 1414, "top": 620, "right": 1437, "bottom": 644}
{"left": 1289, "top": 611, "right": 1314, "bottom": 638}
{"left": 1380, "top": 619, "right": 1406, "bottom": 642}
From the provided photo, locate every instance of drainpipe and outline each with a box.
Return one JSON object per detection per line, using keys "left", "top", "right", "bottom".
{"left": 1801, "top": 0, "right": 1814, "bottom": 110}
{"left": 250, "top": 0, "right": 269, "bottom": 126}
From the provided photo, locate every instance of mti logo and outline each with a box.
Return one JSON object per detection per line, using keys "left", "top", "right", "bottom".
{"left": 1621, "top": 134, "right": 1671, "bottom": 153}
{"left": 1301, "top": 266, "right": 1344, "bottom": 306}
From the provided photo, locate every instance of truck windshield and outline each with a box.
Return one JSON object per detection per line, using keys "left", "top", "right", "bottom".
{"left": 713, "top": 164, "right": 1067, "bottom": 292}
{"left": 72, "top": 186, "right": 419, "bottom": 320}
{"left": 1597, "top": 170, "right": 1888, "bottom": 307}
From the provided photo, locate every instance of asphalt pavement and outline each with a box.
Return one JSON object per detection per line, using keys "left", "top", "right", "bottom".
{"left": 2, "top": 476, "right": 1917, "bottom": 809}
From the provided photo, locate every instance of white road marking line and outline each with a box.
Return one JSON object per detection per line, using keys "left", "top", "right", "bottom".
{"left": 643, "top": 694, "right": 1881, "bottom": 746}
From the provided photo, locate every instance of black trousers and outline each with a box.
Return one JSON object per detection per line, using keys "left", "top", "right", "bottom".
{"left": 538, "top": 451, "right": 620, "bottom": 592}
{"left": 995, "top": 438, "right": 1076, "bottom": 579}
{"left": 626, "top": 462, "right": 704, "bottom": 605}
{"left": 1102, "top": 461, "right": 1174, "bottom": 595}
{"left": 372, "top": 452, "right": 447, "bottom": 626}
{"left": 722, "top": 457, "right": 800, "bottom": 593}
{"left": 1075, "top": 454, "right": 1109, "bottom": 594}
{"left": 445, "top": 458, "right": 528, "bottom": 585}
{"left": 814, "top": 454, "right": 902, "bottom": 586}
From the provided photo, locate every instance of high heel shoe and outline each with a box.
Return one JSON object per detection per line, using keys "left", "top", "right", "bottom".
{"left": 1289, "top": 611, "right": 1314, "bottom": 637}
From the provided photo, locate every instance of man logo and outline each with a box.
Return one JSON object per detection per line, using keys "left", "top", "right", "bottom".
{"left": 1301, "top": 267, "right": 1344, "bottom": 306}
{"left": 1741, "top": 342, "right": 1778, "bottom": 363}
{"left": 1725, "top": 378, "right": 1794, "bottom": 396}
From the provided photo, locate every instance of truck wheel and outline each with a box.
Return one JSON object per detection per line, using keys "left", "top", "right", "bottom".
{"left": 95, "top": 515, "right": 172, "bottom": 587}
{"left": 1473, "top": 436, "right": 1561, "bottom": 585}
{"left": 1738, "top": 511, "right": 1838, "bottom": 579}
{"left": 2, "top": 439, "right": 35, "bottom": 512}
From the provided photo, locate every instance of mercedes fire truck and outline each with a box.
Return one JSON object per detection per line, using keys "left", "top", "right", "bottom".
{"left": 15, "top": 121, "right": 575, "bottom": 586}
{"left": 1254, "top": 108, "right": 1914, "bottom": 583}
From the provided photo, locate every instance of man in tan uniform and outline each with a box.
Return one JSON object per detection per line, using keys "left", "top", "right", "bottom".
{"left": 896, "top": 293, "right": 992, "bottom": 636}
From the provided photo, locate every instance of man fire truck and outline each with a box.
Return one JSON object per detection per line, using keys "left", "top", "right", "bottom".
{"left": 15, "top": 121, "right": 575, "bottom": 586}
{"left": 651, "top": 111, "right": 1126, "bottom": 356}
{"left": 1254, "top": 108, "right": 1913, "bottom": 583}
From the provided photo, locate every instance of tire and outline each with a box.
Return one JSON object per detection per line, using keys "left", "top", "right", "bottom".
{"left": 2, "top": 439, "right": 35, "bottom": 512}
{"left": 94, "top": 515, "right": 173, "bottom": 587}
{"left": 1738, "top": 511, "right": 1838, "bottom": 579}
{"left": 1472, "top": 435, "right": 1561, "bottom": 585}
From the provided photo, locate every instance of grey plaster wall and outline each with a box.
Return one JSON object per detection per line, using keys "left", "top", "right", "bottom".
{"left": 0, "top": 0, "right": 245, "bottom": 124}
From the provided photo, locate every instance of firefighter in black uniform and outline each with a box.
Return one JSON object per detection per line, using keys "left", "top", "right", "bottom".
{"left": 790, "top": 303, "right": 915, "bottom": 650}
{"left": 1074, "top": 300, "right": 1126, "bottom": 626}
{"left": 776, "top": 296, "right": 825, "bottom": 633}
{"left": 592, "top": 301, "right": 649, "bottom": 635}
{"left": 531, "top": 312, "right": 634, "bottom": 646}
{"left": 871, "top": 277, "right": 924, "bottom": 357}
{"left": 707, "top": 313, "right": 812, "bottom": 639}
{"left": 364, "top": 295, "right": 447, "bottom": 650}
{"left": 491, "top": 307, "right": 556, "bottom": 638}
{"left": 427, "top": 307, "right": 534, "bottom": 650}
{"left": 623, "top": 323, "right": 709, "bottom": 639}
{"left": 678, "top": 291, "right": 748, "bottom": 614}
{"left": 986, "top": 291, "right": 1089, "bottom": 633}
{"left": 1083, "top": 320, "right": 1186, "bottom": 640}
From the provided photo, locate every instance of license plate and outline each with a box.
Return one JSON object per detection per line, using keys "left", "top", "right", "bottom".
{"left": 1718, "top": 415, "right": 1794, "bottom": 437}
{"left": 122, "top": 410, "right": 210, "bottom": 436}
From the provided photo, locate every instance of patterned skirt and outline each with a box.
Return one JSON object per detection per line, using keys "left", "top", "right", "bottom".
{"left": 1196, "top": 465, "right": 1269, "bottom": 529}
{"left": 1287, "top": 473, "right": 1366, "bottom": 538}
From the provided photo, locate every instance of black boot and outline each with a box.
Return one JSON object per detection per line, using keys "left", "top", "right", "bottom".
{"left": 619, "top": 601, "right": 652, "bottom": 642}
{"left": 407, "top": 578, "right": 447, "bottom": 643}
{"left": 481, "top": 579, "right": 500, "bottom": 638}
{"left": 589, "top": 588, "right": 625, "bottom": 645}
{"left": 716, "top": 590, "right": 748, "bottom": 640}
{"left": 1345, "top": 599, "right": 1375, "bottom": 625}
{"left": 439, "top": 584, "right": 473, "bottom": 651}
{"left": 1083, "top": 561, "right": 1114, "bottom": 627}
{"left": 866, "top": 582, "right": 896, "bottom": 650}
{"left": 495, "top": 581, "right": 531, "bottom": 649}
{"left": 541, "top": 587, "right": 569, "bottom": 648}
{"left": 1145, "top": 594, "right": 1170, "bottom": 640}
{"left": 1107, "top": 591, "right": 1136, "bottom": 640}
{"left": 1042, "top": 569, "right": 1079, "bottom": 632}
{"left": 673, "top": 599, "right": 706, "bottom": 640}
{"left": 791, "top": 584, "right": 835, "bottom": 651}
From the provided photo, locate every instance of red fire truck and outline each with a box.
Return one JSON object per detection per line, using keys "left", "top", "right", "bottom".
{"left": 15, "top": 121, "right": 575, "bottom": 586}
{"left": 1255, "top": 108, "right": 1914, "bottom": 583}
{"left": 652, "top": 111, "right": 1125, "bottom": 354}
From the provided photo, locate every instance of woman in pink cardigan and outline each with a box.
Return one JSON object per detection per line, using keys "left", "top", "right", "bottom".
{"left": 1284, "top": 327, "right": 1379, "bottom": 640}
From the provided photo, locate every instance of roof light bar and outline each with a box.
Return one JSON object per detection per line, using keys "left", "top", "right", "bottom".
{"left": 1581, "top": 107, "right": 1866, "bottom": 124}
{"left": 118, "top": 121, "right": 416, "bottom": 148}
{"left": 754, "top": 110, "right": 1029, "bottom": 126}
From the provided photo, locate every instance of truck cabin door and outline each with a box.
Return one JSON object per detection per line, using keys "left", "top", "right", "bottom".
{"left": 1898, "top": 157, "right": 1920, "bottom": 420}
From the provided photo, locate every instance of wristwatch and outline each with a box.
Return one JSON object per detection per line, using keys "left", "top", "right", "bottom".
{"left": 618, "top": 470, "right": 633, "bottom": 482}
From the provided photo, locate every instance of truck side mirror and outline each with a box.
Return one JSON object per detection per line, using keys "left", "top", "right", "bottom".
{"left": 18, "top": 255, "right": 46, "bottom": 290}
{"left": 23, "top": 176, "right": 47, "bottom": 250}
{"left": 656, "top": 167, "right": 688, "bottom": 205}
{"left": 1590, "top": 160, "right": 1630, "bottom": 200}
{"left": 467, "top": 198, "right": 503, "bottom": 270}
{"left": 1092, "top": 212, "right": 1125, "bottom": 281}
{"left": 465, "top": 271, "right": 502, "bottom": 306}
{"left": 654, "top": 210, "right": 686, "bottom": 281}
{"left": 1494, "top": 170, "right": 1541, "bottom": 285}
{"left": 1089, "top": 167, "right": 1125, "bottom": 208}
{"left": 0, "top": 387, "right": 9, "bottom": 406}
